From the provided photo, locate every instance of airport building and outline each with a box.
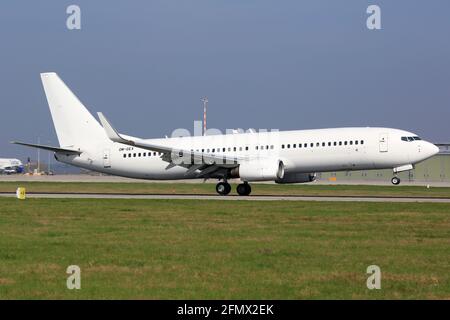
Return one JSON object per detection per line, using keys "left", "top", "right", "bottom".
{"left": 318, "top": 145, "right": 450, "bottom": 183}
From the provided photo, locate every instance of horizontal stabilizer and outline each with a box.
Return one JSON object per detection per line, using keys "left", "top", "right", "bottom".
{"left": 11, "top": 141, "right": 82, "bottom": 155}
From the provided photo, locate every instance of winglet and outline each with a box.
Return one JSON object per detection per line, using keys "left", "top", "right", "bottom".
{"left": 97, "top": 112, "right": 135, "bottom": 145}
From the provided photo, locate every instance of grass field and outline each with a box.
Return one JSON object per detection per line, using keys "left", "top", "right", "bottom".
{"left": 0, "top": 197, "right": 449, "bottom": 299}
{"left": 1, "top": 181, "right": 450, "bottom": 198}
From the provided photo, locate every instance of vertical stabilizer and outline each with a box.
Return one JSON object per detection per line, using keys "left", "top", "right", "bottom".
{"left": 40, "top": 72, "right": 105, "bottom": 148}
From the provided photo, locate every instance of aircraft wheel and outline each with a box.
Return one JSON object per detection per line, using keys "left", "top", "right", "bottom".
{"left": 391, "top": 177, "right": 401, "bottom": 185}
{"left": 237, "top": 182, "right": 251, "bottom": 196}
{"left": 216, "top": 182, "right": 231, "bottom": 195}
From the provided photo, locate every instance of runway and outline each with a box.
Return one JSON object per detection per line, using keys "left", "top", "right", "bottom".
{"left": 1, "top": 192, "right": 450, "bottom": 203}
{"left": 2, "top": 174, "right": 450, "bottom": 187}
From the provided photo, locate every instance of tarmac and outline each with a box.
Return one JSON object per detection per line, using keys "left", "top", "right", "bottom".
{"left": 1, "top": 174, "right": 450, "bottom": 187}
{"left": 1, "top": 192, "right": 450, "bottom": 203}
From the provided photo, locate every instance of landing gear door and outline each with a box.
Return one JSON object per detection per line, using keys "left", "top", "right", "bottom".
{"left": 379, "top": 133, "right": 388, "bottom": 153}
{"left": 103, "top": 149, "right": 111, "bottom": 168}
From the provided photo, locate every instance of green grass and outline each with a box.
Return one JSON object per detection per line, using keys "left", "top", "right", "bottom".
{"left": 1, "top": 181, "right": 450, "bottom": 198}
{"left": 0, "top": 198, "right": 449, "bottom": 299}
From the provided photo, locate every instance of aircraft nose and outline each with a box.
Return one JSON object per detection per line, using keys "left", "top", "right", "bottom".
{"left": 426, "top": 142, "right": 439, "bottom": 157}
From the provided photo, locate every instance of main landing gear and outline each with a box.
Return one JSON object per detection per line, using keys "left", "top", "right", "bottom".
{"left": 215, "top": 181, "right": 252, "bottom": 196}
{"left": 236, "top": 182, "right": 251, "bottom": 196}
{"left": 216, "top": 181, "right": 231, "bottom": 195}
{"left": 391, "top": 176, "right": 401, "bottom": 185}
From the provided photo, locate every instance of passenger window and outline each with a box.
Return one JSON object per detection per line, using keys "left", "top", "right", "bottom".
{"left": 133, "top": 153, "right": 136, "bottom": 157}
{"left": 322, "top": 142, "right": 325, "bottom": 147}
{"left": 223, "top": 148, "right": 226, "bottom": 152}
{"left": 270, "top": 145, "right": 274, "bottom": 149}
{"left": 350, "top": 141, "right": 353, "bottom": 145}
{"left": 333, "top": 142, "right": 337, "bottom": 146}
{"left": 310, "top": 143, "right": 314, "bottom": 147}
{"left": 293, "top": 144, "right": 296, "bottom": 148}
{"left": 212, "top": 148, "right": 215, "bottom": 152}
{"left": 287, "top": 144, "right": 290, "bottom": 148}
{"left": 233, "top": 147, "right": 236, "bottom": 151}
{"left": 281, "top": 144, "right": 285, "bottom": 149}
{"left": 355, "top": 141, "right": 358, "bottom": 145}
{"left": 339, "top": 142, "right": 342, "bottom": 146}
{"left": 246, "top": 146, "right": 249, "bottom": 151}
{"left": 123, "top": 154, "right": 126, "bottom": 158}
{"left": 304, "top": 143, "right": 307, "bottom": 148}
{"left": 239, "top": 147, "right": 242, "bottom": 151}
{"left": 154, "top": 152, "right": 157, "bottom": 156}
{"left": 344, "top": 141, "right": 347, "bottom": 146}
{"left": 299, "top": 144, "right": 302, "bottom": 148}
{"left": 360, "top": 140, "right": 364, "bottom": 145}
{"left": 316, "top": 143, "right": 319, "bottom": 147}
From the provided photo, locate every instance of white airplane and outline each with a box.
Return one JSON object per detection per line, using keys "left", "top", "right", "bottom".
{"left": 0, "top": 158, "right": 24, "bottom": 174}
{"left": 13, "top": 73, "right": 439, "bottom": 195}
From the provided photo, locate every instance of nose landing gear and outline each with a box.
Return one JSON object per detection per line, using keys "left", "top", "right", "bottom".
{"left": 216, "top": 181, "right": 231, "bottom": 195}
{"left": 391, "top": 176, "right": 401, "bottom": 185}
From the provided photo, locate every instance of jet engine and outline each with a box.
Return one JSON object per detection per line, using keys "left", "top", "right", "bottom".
{"left": 275, "top": 172, "right": 316, "bottom": 184}
{"left": 231, "top": 159, "right": 285, "bottom": 181}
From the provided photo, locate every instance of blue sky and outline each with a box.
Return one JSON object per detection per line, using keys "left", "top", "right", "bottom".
{"left": 1, "top": 0, "right": 449, "bottom": 160}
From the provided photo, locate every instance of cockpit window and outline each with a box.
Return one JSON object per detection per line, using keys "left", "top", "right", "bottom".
{"left": 401, "top": 136, "right": 422, "bottom": 142}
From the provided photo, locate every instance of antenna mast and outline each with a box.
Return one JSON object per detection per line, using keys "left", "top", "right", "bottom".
{"left": 201, "top": 97, "right": 208, "bottom": 136}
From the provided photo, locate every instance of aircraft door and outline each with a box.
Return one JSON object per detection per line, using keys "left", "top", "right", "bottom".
{"left": 379, "top": 133, "right": 388, "bottom": 153}
{"left": 103, "top": 149, "right": 111, "bottom": 168}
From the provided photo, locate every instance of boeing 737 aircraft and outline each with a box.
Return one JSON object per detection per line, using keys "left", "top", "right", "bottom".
{"left": 13, "top": 73, "right": 439, "bottom": 195}
{"left": 0, "top": 158, "right": 24, "bottom": 174}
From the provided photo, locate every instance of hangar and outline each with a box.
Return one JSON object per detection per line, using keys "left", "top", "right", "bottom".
{"left": 319, "top": 145, "right": 450, "bottom": 183}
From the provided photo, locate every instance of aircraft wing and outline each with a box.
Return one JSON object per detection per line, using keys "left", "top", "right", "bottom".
{"left": 97, "top": 112, "right": 248, "bottom": 177}
{"left": 98, "top": 112, "right": 249, "bottom": 168}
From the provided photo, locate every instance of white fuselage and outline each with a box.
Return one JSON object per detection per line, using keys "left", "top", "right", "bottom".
{"left": 56, "top": 127, "right": 438, "bottom": 181}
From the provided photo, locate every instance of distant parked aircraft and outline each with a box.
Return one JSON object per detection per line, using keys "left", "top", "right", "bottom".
{"left": 0, "top": 158, "right": 24, "bottom": 174}
{"left": 13, "top": 73, "right": 439, "bottom": 195}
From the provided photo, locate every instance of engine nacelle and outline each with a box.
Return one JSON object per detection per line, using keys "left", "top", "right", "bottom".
{"left": 275, "top": 172, "right": 316, "bottom": 184}
{"left": 231, "top": 160, "right": 285, "bottom": 182}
